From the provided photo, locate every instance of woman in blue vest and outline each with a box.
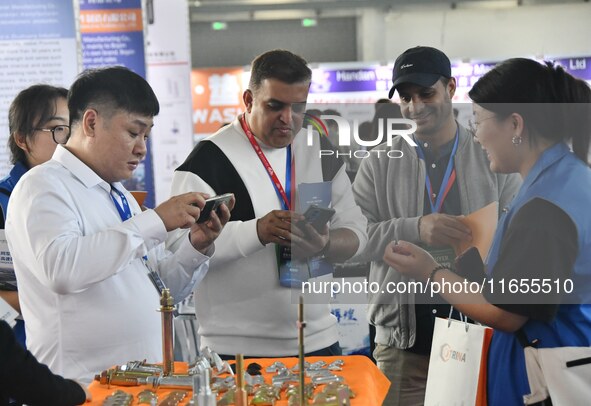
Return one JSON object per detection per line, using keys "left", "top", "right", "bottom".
{"left": 381, "top": 58, "right": 591, "bottom": 405}
{"left": 0, "top": 85, "right": 69, "bottom": 347}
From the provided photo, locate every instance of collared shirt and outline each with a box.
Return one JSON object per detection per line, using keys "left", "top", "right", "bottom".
{"left": 6, "top": 145, "right": 211, "bottom": 383}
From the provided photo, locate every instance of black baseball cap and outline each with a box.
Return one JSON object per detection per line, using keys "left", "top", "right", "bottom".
{"left": 388, "top": 46, "right": 452, "bottom": 98}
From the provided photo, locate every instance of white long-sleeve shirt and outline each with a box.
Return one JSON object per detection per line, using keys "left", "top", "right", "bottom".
{"left": 6, "top": 145, "right": 210, "bottom": 383}
{"left": 168, "top": 119, "right": 367, "bottom": 356}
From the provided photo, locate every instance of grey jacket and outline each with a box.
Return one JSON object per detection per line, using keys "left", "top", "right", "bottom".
{"left": 351, "top": 124, "right": 521, "bottom": 349}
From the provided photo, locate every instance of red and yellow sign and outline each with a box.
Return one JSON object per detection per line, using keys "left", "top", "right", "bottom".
{"left": 191, "top": 67, "right": 246, "bottom": 135}
{"left": 79, "top": 9, "right": 142, "bottom": 33}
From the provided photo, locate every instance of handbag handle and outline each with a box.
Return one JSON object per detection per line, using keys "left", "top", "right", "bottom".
{"left": 516, "top": 328, "right": 539, "bottom": 348}
{"left": 447, "top": 306, "right": 469, "bottom": 332}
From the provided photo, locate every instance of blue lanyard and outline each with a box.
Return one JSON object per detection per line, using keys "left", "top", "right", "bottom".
{"left": 110, "top": 186, "right": 132, "bottom": 221}
{"left": 266, "top": 145, "right": 292, "bottom": 211}
{"left": 109, "top": 185, "right": 166, "bottom": 294}
{"left": 415, "top": 129, "right": 459, "bottom": 214}
{"left": 284, "top": 146, "right": 292, "bottom": 210}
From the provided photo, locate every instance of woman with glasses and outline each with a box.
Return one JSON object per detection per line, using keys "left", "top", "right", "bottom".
{"left": 382, "top": 58, "right": 591, "bottom": 405}
{"left": 0, "top": 84, "right": 69, "bottom": 347}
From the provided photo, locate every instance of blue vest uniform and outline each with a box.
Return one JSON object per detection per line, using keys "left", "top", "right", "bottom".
{"left": 0, "top": 160, "right": 29, "bottom": 347}
{"left": 486, "top": 142, "right": 591, "bottom": 405}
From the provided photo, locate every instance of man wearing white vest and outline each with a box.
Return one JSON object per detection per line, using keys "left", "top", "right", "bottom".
{"left": 168, "top": 49, "right": 367, "bottom": 359}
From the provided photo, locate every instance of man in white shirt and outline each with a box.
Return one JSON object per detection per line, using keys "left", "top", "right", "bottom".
{"left": 6, "top": 66, "right": 232, "bottom": 383}
{"left": 168, "top": 50, "right": 367, "bottom": 358}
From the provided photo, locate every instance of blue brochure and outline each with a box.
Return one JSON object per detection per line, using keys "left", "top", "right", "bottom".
{"left": 298, "top": 181, "right": 332, "bottom": 211}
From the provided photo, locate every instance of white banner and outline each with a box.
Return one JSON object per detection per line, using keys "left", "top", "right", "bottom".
{"left": 0, "top": 0, "right": 78, "bottom": 178}
{"left": 145, "top": 0, "right": 194, "bottom": 204}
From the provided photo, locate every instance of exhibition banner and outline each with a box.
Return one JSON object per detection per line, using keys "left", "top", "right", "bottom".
{"left": 554, "top": 56, "right": 591, "bottom": 81}
{"left": 310, "top": 66, "right": 392, "bottom": 94}
{"left": 146, "top": 0, "right": 194, "bottom": 205}
{"left": 0, "top": 0, "right": 77, "bottom": 178}
{"left": 190, "top": 56, "right": 591, "bottom": 157}
{"left": 330, "top": 277, "right": 371, "bottom": 356}
{"left": 451, "top": 62, "right": 497, "bottom": 102}
{"left": 79, "top": 0, "right": 146, "bottom": 76}
{"left": 80, "top": 0, "right": 155, "bottom": 207}
{"left": 191, "top": 67, "right": 245, "bottom": 137}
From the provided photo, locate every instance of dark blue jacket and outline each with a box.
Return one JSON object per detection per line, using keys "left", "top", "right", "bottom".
{"left": 0, "top": 161, "right": 28, "bottom": 228}
{"left": 0, "top": 160, "right": 29, "bottom": 347}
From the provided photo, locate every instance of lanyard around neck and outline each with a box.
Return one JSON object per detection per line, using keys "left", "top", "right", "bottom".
{"left": 415, "top": 128, "right": 459, "bottom": 214}
{"left": 110, "top": 186, "right": 132, "bottom": 221}
{"left": 109, "top": 185, "right": 166, "bottom": 294}
{"left": 239, "top": 114, "right": 295, "bottom": 210}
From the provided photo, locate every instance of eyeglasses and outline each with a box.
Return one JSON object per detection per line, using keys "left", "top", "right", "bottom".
{"left": 35, "top": 125, "right": 70, "bottom": 144}
{"left": 468, "top": 116, "right": 496, "bottom": 137}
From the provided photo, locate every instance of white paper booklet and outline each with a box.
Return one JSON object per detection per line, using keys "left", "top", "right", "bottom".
{"left": 0, "top": 295, "right": 18, "bottom": 327}
{"left": 0, "top": 229, "right": 16, "bottom": 291}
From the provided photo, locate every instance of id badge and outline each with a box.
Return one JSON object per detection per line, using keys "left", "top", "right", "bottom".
{"left": 420, "top": 245, "right": 456, "bottom": 271}
{"left": 277, "top": 245, "right": 310, "bottom": 288}
{"left": 309, "top": 257, "right": 334, "bottom": 279}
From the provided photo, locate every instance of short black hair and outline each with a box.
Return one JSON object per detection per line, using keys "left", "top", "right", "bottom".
{"left": 8, "top": 84, "right": 68, "bottom": 165}
{"left": 68, "top": 66, "right": 159, "bottom": 127}
{"left": 248, "top": 50, "right": 311, "bottom": 92}
{"left": 469, "top": 58, "right": 591, "bottom": 163}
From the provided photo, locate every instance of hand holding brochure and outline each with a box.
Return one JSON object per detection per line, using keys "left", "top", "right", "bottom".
{"left": 278, "top": 181, "right": 334, "bottom": 287}
{"left": 453, "top": 202, "right": 498, "bottom": 261}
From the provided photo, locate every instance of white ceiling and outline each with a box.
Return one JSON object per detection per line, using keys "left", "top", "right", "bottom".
{"left": 189, "top": 0, "right": 586, "bottom": 21}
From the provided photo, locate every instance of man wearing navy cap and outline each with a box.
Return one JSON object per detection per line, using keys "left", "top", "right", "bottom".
{"left": 352, "top": 46, "right": 521, "bottom": 405}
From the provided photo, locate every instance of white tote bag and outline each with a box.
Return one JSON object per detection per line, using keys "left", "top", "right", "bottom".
{"left": 424, "top": 315, "right": 493, "bottom": 406}
{"left": 523, "top": 346, "right": 591, "bottom": 405}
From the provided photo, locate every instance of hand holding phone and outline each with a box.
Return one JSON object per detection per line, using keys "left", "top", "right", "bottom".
{"left": 296, "top": 205, "right": 336, "bottom": 234}
{"left": 196, "top": 193, "right": 234, "bottom": 223}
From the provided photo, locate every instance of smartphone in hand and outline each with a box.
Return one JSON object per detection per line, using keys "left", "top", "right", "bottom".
{"left": 196, "top": 193, "right": 233, "bottom": 223}
{"left": 297, "top": 204, "right": 336, "bottom": 234}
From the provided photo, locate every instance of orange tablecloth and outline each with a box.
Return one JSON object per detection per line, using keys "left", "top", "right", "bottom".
{"left": 88, "top": 355, "right": 390, "bottom": 405}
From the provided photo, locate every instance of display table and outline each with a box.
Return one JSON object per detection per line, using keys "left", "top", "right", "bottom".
{"left": 88, "top": 355, "right": 390, "bottom": 405}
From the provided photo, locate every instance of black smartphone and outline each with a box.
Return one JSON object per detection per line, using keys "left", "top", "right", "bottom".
{"left": 297, "top": 204, "right": 336, "bottom": 233}
{"left": 196, "top": 193, "right": 233, "bottom": 223}
{"left": 454, "top": 246, "right": 485, "bottom": 282}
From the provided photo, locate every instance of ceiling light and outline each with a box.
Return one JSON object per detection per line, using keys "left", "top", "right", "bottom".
{"left": 211, "top": 21, "right": 227, "bottom": 30}
{"left": 302, "top": 18, "right": 317, "bottom": 27}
